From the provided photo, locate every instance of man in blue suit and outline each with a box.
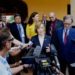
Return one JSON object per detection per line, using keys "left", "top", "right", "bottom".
{"left": 54, "top": 15, "right": 75, "bottom": 75}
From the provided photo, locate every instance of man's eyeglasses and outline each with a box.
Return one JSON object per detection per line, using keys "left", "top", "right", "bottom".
{"left": 49, "top": 17, "right": 54, "bottom": 19}
{"left": 64, "top": 23, "right": 71, "bottom": 25}
{"left": 8, "top": 38, "right": 14, "bottom": 42}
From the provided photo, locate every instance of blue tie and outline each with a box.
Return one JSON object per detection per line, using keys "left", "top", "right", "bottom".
{"left": 18, "top": 24, "right": 25, "bottom": 43}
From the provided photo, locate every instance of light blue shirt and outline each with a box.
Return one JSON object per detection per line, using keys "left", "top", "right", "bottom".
{"left": 17, "top": 24, "right": 25, "bottom": 43}
{"left": 0, "top": 56, "right": 12, "bottom": 75}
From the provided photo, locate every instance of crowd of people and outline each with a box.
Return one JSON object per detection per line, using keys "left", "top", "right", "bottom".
{"left": 0, "top": 12, "right": 75, "bottom": 75}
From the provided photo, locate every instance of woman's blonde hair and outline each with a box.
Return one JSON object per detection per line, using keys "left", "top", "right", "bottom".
{"left": 35, "top": 21, "right": 46, "bottom": 33}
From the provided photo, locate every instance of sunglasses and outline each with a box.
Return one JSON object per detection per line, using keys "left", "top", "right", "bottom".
{"left": 8, "top": 38, "right": 14, "bottom": 42}
{"left": 64, "top": 23, "right": 71, "bottom": 25}
{"left": 49, "top": 17, "right": 54, "bottom": 19}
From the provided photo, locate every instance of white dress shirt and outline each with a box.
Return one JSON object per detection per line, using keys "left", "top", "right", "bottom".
{"left": 38, "top": 35, "right": 44, "bottom": 48}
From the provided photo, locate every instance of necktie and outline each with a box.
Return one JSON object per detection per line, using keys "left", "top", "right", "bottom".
{"left": 18, "top": 25, "right": 21, "bottom": 35}
{"left": 51, "top": 21, "right": 56, "bottom": 30}
{"left": 18, "top": 24, "right": 25, "bottom": 43}
{"left": 64, "top": 29, "right": 68, "bottom": 45}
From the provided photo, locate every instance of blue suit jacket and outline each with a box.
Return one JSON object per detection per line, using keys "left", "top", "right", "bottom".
{"left": 31, "top": 35, "right": 51, "bottom": 55}
{"left": 56, "top": 27, "right": 75, "bottom": 63}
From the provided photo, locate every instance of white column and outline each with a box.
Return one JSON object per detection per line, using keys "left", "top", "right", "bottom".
{"left": 71, "top": 0, "right": 75, "bottom": 25}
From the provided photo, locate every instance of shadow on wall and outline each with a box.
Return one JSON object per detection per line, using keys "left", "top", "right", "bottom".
{"left": 0, "top": 0, "right": 28, "bottom": 21}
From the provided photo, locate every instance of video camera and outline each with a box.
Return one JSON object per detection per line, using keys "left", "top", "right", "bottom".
{"left": 21, "top": 44, "right": 60, "bottom": 75}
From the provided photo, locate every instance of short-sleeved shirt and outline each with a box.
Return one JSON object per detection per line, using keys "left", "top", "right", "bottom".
{"left": 0, "top": 56, "right": 12, "bottom": 75}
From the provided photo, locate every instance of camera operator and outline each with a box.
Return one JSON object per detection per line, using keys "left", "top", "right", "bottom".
{"left": 0, "top": 28, "right": 29, "bottom": 75}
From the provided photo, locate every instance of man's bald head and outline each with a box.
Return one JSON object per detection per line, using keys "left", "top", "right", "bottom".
{"left": 49, "top": 12, "right": 56, "bottom": 21}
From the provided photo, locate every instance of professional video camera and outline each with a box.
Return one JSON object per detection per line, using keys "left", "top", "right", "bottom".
{"left": 21, "top": 44, "right": 61, "bottom": 75}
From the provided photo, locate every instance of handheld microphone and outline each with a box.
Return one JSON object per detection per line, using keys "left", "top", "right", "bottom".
{"left": 33, "top": 46, "right": 42, "bottom": 57}
{"left": 26, "top": 41, "right": 33, "bottom": 50}
{"left": 28, "top": 41, "right": 33, "bottom": 46}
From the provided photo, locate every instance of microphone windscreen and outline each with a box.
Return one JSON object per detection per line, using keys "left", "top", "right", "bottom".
{"left": 28, "top": 41, "right": 33, "bottom": 46}
{"left": 33, "top": 46, "right": 42, "bottom": 57}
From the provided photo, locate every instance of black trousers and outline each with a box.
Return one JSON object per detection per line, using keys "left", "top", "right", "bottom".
{"left": 59, "top": 58, "right": 75, "bottom": 75}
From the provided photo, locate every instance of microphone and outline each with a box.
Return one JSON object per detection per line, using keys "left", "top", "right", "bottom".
{"left": 28, "top": 41, "right": 33, "bottom": 46}
{"left": 26, "top": 41, "right": 33, "bottom": 50}
{"left": 33, "top": 46, "right": 42, "bottom": 57}
{"left": 51, "top": 44, "right": 60, "bottom": 69}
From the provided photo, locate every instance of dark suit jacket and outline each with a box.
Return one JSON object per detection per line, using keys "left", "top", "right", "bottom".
{"left": 46, "top": 19, "right": 64, "bottom": 52}
{"left": 31, "top": 35, "right": 51, "bottom": 55}
{"left": 46, "top": 19, "right": 64, "bottom": 35}
{"left": 8, "top": 22, "right": 28, "bottom": 43}
{"left": 55, "top": 27, "right": 75, "bottom": 63}
{"left": 42, "top": 20, "right": 48, "bottom": 26}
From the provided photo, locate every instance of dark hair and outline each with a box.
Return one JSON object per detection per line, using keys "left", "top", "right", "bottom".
{"left": 63, "top": 15, "right": 73, "bottom": 23}
{"left": 0, "top": 28, "right": 10, "bottom": 50}
{"left": 0, "top": 19, "right": 2, "bottom": 22}
{"left": 28, "top": 12, "right": 38, "bottom": 25}
{"left": 14, "top": 14, "right": 21, "bottom": 19}
{"left": 0, "top": 14, "right": 2, "bottom": 21}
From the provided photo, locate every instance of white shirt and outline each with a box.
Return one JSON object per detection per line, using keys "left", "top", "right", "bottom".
{"left": 0, "top": 56, "right": 12, "bottom": 75}
{"left": 38, "top": 35, "right": 44, "bottom": 48}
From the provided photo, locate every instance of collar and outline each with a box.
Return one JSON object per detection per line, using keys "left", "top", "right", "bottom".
{"left": 0, "top": 55, "right": 6, "bottom": 64}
